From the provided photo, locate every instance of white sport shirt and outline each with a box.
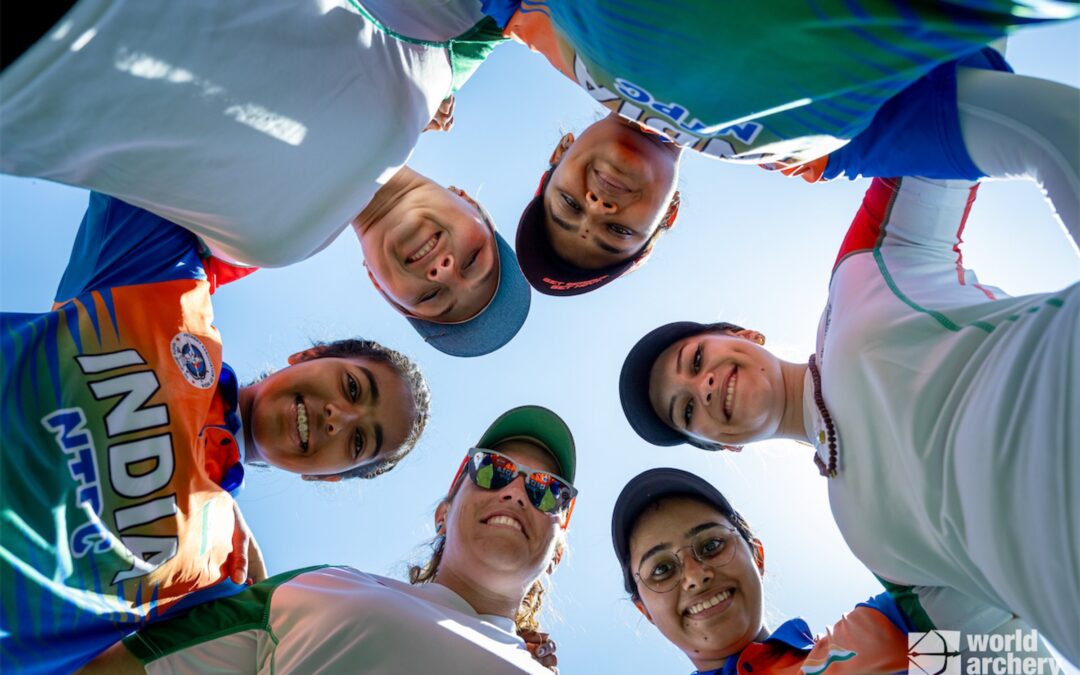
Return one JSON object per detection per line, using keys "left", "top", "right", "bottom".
{"left": 804, "top": 176, "right": 1079, "bottom": 663}
{"left": 125, "top": 565, "right": 553, "bottom": 674}
{"left": 0, "top": 0, "right": 496, "bottom": 267}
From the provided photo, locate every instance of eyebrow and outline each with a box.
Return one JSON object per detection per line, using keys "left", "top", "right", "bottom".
{"left": 667, "top": 344, "right": 687, "bottom": 428}
{"left": 359, "top": 366, "right": 384, "bottom": 456}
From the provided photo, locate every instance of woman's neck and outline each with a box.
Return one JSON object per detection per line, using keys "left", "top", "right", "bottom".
{"left": 690, "top": 624, "right": 772, "bottom": 673}
{"left": 236, "top": 385, "right": 262, "bottom": 464}
{"left": 776, "top": 360, "right": 810, "bottom": 443}
{"left": 351, "top": 165, "right": 426, "bottom": 236}
{"left": 433, "top": 565, "right": 523, "bottom": 620}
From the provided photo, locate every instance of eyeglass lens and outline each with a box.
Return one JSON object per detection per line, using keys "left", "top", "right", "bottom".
{"left": 636, "top": 526, "right": 738, "bottom": 593}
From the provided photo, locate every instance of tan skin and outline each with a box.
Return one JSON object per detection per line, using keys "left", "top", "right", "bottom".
{"left": 649, "top": 329, "right": 809, "bottom": 448}
{"left": 80, "top": 440, "right": 565, "bottom": 675}
{"left": 545, "top": 113, "right": 682, "bottom": 270}
{"left": 352, "top": 166, "right": 500, "bottom": 324}
{"left": 629, "top": 498, "right": 769, "bottom": 673}
{"left": 239, "top": 350, "right": 417, "bottom": 482}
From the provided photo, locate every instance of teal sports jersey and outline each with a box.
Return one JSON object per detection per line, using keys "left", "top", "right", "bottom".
{"left": 496, "top": 0, "right": 1078, "bottom": 166}
{"left": 1, "top": 194, "right": 248, "bottom": 674}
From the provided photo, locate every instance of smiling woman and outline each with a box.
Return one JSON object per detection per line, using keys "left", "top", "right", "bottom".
{"left": 79, "top": 406, "right": 577, "bottom": 675}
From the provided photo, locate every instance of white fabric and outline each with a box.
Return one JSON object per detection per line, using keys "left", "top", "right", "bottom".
{"left": 809, "top": 177, "right": 1079, "bottom": 663}
{"left": 0, "top": 0, "right": 482, "bottom": 267}
{"left": 957, "top": 67, "right": 1080, "bottom": 250}
{"left": 144, "top": 566, "right": 551, "bottom": 675}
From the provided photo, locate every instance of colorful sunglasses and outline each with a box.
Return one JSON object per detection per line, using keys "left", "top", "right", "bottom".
{"left": 450, "top": 448, "right": 578, "bottom": 518}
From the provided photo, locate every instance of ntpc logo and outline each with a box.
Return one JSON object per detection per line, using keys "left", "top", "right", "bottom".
{"left": 908, "top": 630, "right": 962, "bottom": 675}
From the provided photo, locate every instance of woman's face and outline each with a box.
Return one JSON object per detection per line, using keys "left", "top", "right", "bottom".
{"left": 359, "top": 185, "right": 500, "bottom": 323}
{"left": 544, "top": 114, "right": 680, "bottom": 270}
{"left": 629, "top": 498, "right": 764, "bottom": 668}
{"left": 245, "top": 355, "right": 416, "bottom": 478}
{"left": 648, "top": 331, "right": 785, "bottom": 446}
{"left": 438, "top": 440, "right": 564, "bottom": 596}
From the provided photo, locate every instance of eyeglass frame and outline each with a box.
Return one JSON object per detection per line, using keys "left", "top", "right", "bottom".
{"left": 633, "top": 524, "right": 741, "bottom": 594}
{"left": 448, "top": 448, "right": 577, "bottom": 527}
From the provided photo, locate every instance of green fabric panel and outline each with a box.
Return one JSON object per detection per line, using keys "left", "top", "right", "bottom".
{"left": 876, "top": 575, "right": 937, "bottom": 632}
{"left": 449, "top": 17, "right": 507, "bottom": 93}
{"left": 124, "top": 565, "right": 331, "bottom": 662}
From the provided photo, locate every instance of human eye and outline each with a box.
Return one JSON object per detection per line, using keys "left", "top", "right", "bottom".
{"left": 648, "top": 556, "right": 678, "bottom": 581}
{"left": 697, "top": 535, "right": 727, "bottom": 559}
{"left": 417, "top": 288, "right": 439, "bottom": 304}
{"left": 607, "top": 223, "right": 633, "bottom": 237}
{"left": 463, "top": 247, "right": 481, "bottom": 271}
{"left": 346, "top": 373, "right": 359, "bottom": 402}
{"left": 683, "top": 398, "right": 694, "bottom": 428}
{"left": 353, "top": 429, "right": 365, "bottom": 459}
{"left": 692, "top": 344, "right": 702, "bottom": 373}
{"left": 560, "top": 193, "right": 581, "bottom": 212}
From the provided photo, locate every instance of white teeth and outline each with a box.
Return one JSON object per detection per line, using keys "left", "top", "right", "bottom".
{"left": 486, "top": 515, "right": 523, "bottom": 532}
{"left": 406, "top": 234, "right": 438, "bottom": 263}
{"left": 296, "top": 400, "right": 309, "bottom": 447}
{"left": 724, "top": 371, "right": 736, "bottom": 417}
{"left": 686, "top": 589, "right": 733, "bottom": 616}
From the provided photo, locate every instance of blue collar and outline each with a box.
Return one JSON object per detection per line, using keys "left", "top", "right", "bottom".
{"left": 695, "top": 618, "right": 816, "bottom": 675}
{"left": 216, "top": 363, "right": 245, "bottom": 494}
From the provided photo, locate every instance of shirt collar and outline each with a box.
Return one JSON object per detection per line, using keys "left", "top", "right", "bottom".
{"left": 693, "top": 618, "right": 816, "bottom": 675}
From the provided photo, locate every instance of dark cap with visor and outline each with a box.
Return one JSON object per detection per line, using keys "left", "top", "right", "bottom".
{"left": 611, "top": 468, "right": 742, "bottom": 595}
{"left": 516, "top": 170, "right": 652, "bottom": 297}
{"left": 407, "top": 230, "right": 531, "bottom": 358}
{"left": 619, "top": 320, "right": 723, "bottom": 447}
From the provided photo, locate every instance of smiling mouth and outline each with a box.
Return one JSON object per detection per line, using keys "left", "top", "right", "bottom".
{"left": 295, "top": 395, "right": 310, "bottom": 451}
{"left": 484, "top": 514, "right": 525, "bottom": 536}
{"left": 685, "top": 589, "right": 734, "bottom": 617}
{"left": 405, "top": 232, "right": 440, "bottom": 264}
{"left": 722, "top": 368, "right": 737, "bottom": 421}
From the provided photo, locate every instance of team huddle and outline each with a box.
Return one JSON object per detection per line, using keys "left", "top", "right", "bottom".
{"left": 1, "top": 1, "right": 1078, "bottom": 673}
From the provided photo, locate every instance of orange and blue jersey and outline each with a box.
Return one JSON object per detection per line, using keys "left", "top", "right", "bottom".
{"left": 698, "top": 593, "right": 913, "bottom": 675}
{"left": 1, "top": 193, "right": 253, "bottom": 673}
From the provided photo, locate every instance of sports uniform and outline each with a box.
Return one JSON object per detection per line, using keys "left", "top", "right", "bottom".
{"left": 808, "top": 176, "right": 1079, "bottom": 664}
{"left": 0, "top": 193, "right": 253, "bottom": 673}
{"left": 487, "top": 0, "right": 1076, "bottom": 167}
{"left": 0, "top": 0, "right": 504, "bottom": 267}
{"left": 123, "top": 565, "right": 555, "bottom": 674}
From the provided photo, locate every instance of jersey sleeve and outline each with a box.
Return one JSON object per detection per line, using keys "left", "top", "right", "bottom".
{"left": 54, "top": 192, "right": 207, "bottom": 304}
{"left": 801, "top": 592, "right": 911, "bottom": 674}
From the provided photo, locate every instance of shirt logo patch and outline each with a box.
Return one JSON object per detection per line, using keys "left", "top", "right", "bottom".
{"left": 170, "top": 333, "right": 215, "bottom": 389}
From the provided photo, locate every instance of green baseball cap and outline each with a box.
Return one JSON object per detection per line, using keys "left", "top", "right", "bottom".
{"left": 476, "top": 405, "right": 576, "bottom": 483}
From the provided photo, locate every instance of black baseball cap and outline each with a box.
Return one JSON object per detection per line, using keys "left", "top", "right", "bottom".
{"left": 611, "top": 468, "right": 745, "bottom": 595}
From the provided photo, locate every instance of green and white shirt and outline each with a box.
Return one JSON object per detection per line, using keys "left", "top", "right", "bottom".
{"left": 125, "top": 565, "right": 553, "bottom": 674}
{"left": 810, "top": 176, "right": 1079, "bottom": 664}
{"left": 0, "top": 0, "right": 503, "bottom": 267}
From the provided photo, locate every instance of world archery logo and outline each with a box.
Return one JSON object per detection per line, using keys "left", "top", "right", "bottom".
{"left": 908, "top": 630, "right": 962, "bottom": 675}
{"left": 170, "top": 333, "right": 215, "bottom": 389}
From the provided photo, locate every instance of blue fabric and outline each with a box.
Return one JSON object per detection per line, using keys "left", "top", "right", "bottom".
{"left": 215, "top": 364, "right": 246, "bottom": 495}
{"left": 823, "top": 46, "right": 1013, "bottom": 181}
{"left": 857, "top": 591, "right": 917, "bottom": 634}
{"left": 54, "top": 192, "right": 206, "bottom": 303}
{"left": 479, "top": 0, "right": 519, "bottom": 27}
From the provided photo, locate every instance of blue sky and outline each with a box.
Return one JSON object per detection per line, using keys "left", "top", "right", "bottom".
{"left": 2, "top": 18, "right": 1078, "bottom": 673}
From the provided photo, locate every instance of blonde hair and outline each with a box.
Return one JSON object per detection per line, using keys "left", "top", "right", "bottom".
{"left": 408, "top": 444, "right": 568, "bottom": 636}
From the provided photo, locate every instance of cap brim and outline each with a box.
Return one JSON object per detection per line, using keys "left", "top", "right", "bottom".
{"left": 619, "top": 321, "right": 710, "bottom": 447}
{"left": 611, "top": 468, "right": 734, "bottom": 595}
{"left": 516, "top": 188, "right": 635, "bottom": 297}
{"left": 408, "top": 232, "right": 531, "bottom": 357}
{"left": 476, "top": 405, "right": 576, "bottom": 483}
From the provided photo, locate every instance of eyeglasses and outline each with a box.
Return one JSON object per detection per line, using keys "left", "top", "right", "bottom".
{"left": 634, "top": 525, "right": 740, "bottom": 593}
{"left": 449, "top": 448, "right": 577, "bottom": 516}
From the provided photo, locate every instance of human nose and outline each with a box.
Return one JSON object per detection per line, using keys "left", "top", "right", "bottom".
{"left": 680, "top": 551, "right": 714, "bottom": 591}
{"left": 585, "top": 190, "right": 618, "bottom": 214}
{"left": 499, "top": 472, "right": 530, "bottom": 508}
{"left": 427, "top": 251, "right": 456, "bottom": 281}
{"left": 324, "top": 401, "right": 363, "bottom": 436}
{"left": 696, "top": 371, "right": 716, "bottom": 408}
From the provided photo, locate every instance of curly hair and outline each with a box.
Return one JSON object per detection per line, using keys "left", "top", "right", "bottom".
{"left": 292, "top": 338, "right": 431, "bottom": 480}
{"left": 408, "top": 441, "right": 567, "bottom": 637}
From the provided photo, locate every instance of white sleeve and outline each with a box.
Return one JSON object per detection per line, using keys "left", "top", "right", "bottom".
{"left": 878, "top": 177, "right": 981, "bottom": 256}
{"left": 140, "top": 629, "right": 270, "bottom": 675}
